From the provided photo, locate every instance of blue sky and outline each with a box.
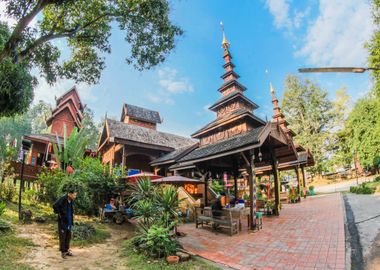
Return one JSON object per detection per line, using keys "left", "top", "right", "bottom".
{"left": 17, "top": 0, "right": 374, "bottom": 137}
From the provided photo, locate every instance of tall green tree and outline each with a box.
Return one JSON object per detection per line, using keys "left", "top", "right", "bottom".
{"left": 26, "top": 100, "right": 52, "bottom": 134}
{"left": 0, "top": 23, "right": 35, "bottom": 117}
{"left": 81, "top": 107, "right": 100, "bottom": 151}
{"left": 281, "top": 75, "right": 337, "bottom": 175}
{"left": 0, "top": 0, "right": 183, "bottom": 116}
{"left": 367, "top": 0, "right": 380, "bottom": 97}
{"left": 345, "top": 94, "right": 380, "bottom": 169}
{"left": 0, "top": 114, "right": 31, "bottom": 179}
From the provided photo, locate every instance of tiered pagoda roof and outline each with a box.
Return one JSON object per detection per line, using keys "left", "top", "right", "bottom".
{"left": 191, "top": 27, "right": 265, "bottom": 144}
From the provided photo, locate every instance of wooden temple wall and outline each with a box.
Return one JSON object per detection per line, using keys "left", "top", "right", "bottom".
{"left": 50, "top": 108, "right": 76, "bottom": 137}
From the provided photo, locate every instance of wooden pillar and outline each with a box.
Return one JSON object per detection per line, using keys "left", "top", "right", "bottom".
{"left": 202, "top": 172, "right": 209, "bottom": 207}
{"left": 295, "top": 167, "right": 301, "bottom": 192}
{"left": 270, "top": 149, "right": 280, "bottom": 216}
{"left": 301, "top": 165, "right": 306, "bottom": 187}
{"left": 233, "top": 172, "right": 238, "bottom": 202}
{"left": 121, "top": 145, "right": 126, "bottom": 174}
{"left": 247, "top": 151, "right": 256, "bottom": 230}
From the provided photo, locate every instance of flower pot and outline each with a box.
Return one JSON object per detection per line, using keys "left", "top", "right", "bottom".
{"left": 166, "top": 255, "right": 180, "bottom": 264}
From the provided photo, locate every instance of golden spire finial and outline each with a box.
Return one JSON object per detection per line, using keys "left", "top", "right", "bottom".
{"left": 220, "top": 21, "right": 230, "bottom": 49}
{"left": 270, "top": 82, "right": 277, "bottom": 100}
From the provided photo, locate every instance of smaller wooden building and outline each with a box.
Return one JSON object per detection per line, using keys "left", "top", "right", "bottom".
{"left": 97, "top": 103, "right": 195, "bottom": 174}
{"left": 12, "top": 86, "right": 85, "bottom": 180}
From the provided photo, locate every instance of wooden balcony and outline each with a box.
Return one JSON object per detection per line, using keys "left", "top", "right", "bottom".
{"left": 10, "top": 161, "right": 42, "bottom": 181}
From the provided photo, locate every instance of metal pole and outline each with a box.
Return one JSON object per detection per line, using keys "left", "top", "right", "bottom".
{"left": 18, "top": 152, "right": 26, "bottom": 220}
{"left": 354, "top": 151, "right": 359, "bottom": 185}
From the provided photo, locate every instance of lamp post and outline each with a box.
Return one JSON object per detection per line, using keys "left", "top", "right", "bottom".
{"left": 353, "top": 150, "right": 359, "bottom": 186}
{"left": 298, "top": 67, "right": 380, "bottom": 73}
{"left": 18, "top": 139, "right": 32, "bottom": 221}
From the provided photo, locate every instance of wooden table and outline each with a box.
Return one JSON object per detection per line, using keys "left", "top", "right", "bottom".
{"left": 223, "top": 207, "right": 250, "bottom": 231}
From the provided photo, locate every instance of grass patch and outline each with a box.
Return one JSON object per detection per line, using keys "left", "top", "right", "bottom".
{"left": 2, "top": 201, "right": 55, "bottom": 225}
{"left": 121, "top": 240, "right": 220, "bottom": 270}
{"left": 0, "top": 231, "right": 35, "bottom": 270}
{"left": 71, "top": 223, "right": 111, "bottom": 247}
{"left": 365, "top": 180, "right": 380, "bottom": 192}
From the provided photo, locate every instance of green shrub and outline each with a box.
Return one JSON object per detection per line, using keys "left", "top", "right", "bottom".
{"left": 24, "top": 189, "right": 39, "bottom": 204}
{"left": 350, "top": 183, "right": 376, "bottom": 194}
{"left": 58, "top": 177, "right": 93, "bottom": 215}
{"left": 0, "top": 178, "right": 16, "bottom": 202}
{"left": 37, "top": 169, "right": 67, "bottom": 203}
{"left": 0, "top": 201, "right": 6, "bottom": 216}
{"left": 67, "top": 222, "right": 110, "bottom": 247}
{"left": 211, "top": 180, "right": 223, "bottom": 194}
{"left": 308, "top": 185, "right": 314, "bottom": 192}
{"left": 129, "top": 179, "right": 181, "bottom": 259}
{"left": 132, "top": 224, "right": 178, "bottom": 258}
{"left": 375, "top": 176, "right": 380, "bottom": 182}
{"left": 72, "top": 222, "right": 96, "bottom": 240}
{"left": 0, "top": 219, "right": 11, "bottom": 233}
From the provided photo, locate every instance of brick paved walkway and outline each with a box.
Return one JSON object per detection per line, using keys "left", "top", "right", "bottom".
{"left": 179, "top": 193, "right": 345, "bottom": 270}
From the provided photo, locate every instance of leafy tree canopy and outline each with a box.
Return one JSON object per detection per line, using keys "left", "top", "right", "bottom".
{"left": 0, "top": 0, "right": 183, "bottom": 85}
{"left": 281, "top": 75, "right": 337, "bottom": 174}
{"left": 0, "top": 0, "right": 182, "bottom": 116}
{"left": 345, "top": 94, "right": 380, "bottom": 169}
{"left": 0, "top": 23, "right": 35, "bottom": 117}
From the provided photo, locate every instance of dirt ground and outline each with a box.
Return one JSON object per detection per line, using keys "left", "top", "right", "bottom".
{"left": 16, "top": 222, "right": 134, "bottom": 270}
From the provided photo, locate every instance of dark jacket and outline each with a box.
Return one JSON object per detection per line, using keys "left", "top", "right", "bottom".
{"left": 53, "top": 194, "right": 74, "bottom": 229}
{"left": 211, "top": 199, "right": 223, "bottom": 217}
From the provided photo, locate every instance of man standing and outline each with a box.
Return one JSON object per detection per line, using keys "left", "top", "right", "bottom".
{"left": 53, "top": 189, "right": 77, "bottom": 258}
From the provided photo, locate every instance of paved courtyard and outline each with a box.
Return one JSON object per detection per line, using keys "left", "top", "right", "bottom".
{"left": 179, "top": 193, "right": 346, "bottom": 270}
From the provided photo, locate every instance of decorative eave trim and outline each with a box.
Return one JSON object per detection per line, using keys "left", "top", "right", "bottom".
{"left": 220, "top": 70, "right": 240, "bottom": 80}
{"left": 113, "top": 137, "right": 174, "bottom": 152}
{"left": 191, "top": 112, "right": 266, "bottom": 138}
{"left": 209, "top": 92, "right": 259, "bottom": 111}
{"left": 182, "top": 123, "right": 272, "bottom": 164}
{"left": 150, "top": 143, "right": 199, "bottom": 166}
{"left": 218, "top": 79, "right": 247, "bottom": 93}
{"left": 223, "top": 62, "right": 235, "bottom": 69}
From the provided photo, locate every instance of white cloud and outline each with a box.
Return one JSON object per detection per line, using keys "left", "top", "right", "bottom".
{"left": 266, "top": 0, "right": 291, "bottom": 29}
{"left": 265, "top": 0, "right": 309, "bottom": 33}
{"left": 33, "top": 76, "right": 97, "bottom": 106}
{"left": 146, "top": 67, "right": 193, "bottom": 106}
{"left": 296, "top": 0, "right": 374, "bottom": 66}
{"left": 158, "top": 67, "right": 193, "bottom": 94}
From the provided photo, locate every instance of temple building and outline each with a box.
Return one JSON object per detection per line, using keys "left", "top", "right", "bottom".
{"left": 12, "top": 87, "right": 85, "bottom": 180}
{"left": 97, "top": 104, "right": 195, "bottom": 174}
{"left": 150, "top": 26, "right": 313, "bottom": 227}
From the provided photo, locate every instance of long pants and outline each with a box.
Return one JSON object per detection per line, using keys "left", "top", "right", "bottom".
{"left": 58, "top": 223, "right": 71, "bottom": 253}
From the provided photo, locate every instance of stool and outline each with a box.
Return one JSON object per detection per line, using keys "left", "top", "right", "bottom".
{"left": 255, "top": 212, "right": 263, "bottom": 230}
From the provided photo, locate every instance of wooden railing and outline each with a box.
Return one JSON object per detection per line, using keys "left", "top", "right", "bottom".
{"left": 10, "top": 161, "right": 42, "bottom": 181}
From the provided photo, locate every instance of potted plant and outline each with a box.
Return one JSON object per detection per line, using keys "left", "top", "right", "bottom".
{"left": 166, "top": 255, "right": 180, "bottom": 264}
{"left": 266, "top": 200, "right": 275, "bottom": 215}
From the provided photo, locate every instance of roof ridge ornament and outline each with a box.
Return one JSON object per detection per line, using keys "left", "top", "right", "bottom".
{"left": 220, "top": 21, "right": 230, "bottom": 50}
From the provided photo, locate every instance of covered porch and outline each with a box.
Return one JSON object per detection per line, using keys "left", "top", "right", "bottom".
{"left": 172, "top": 122, "right": 299, "bottom": 230}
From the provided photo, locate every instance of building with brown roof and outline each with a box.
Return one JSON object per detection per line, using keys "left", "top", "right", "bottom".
{"left": 97, "top": 104, "right": 195, "bottom": 174}
{"left": 11, "top": 86, "right": 85, "bottom": 181}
